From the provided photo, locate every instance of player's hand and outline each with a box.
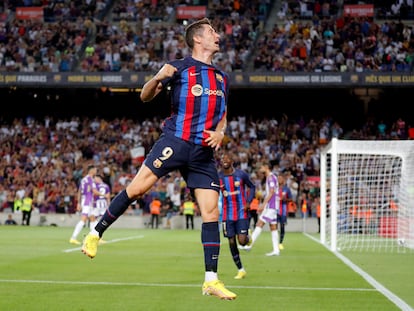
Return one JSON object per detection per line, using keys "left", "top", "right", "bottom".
{"left": 204, "top": 129, "right": 224, "bottom": 151}
{"left": 155, "top": 63, "right": 177, "bottom": 81}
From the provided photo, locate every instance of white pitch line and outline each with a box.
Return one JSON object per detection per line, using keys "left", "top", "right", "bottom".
{"left": 304, "top": 233, "right": 414, "bottom": 311}
{"left": 0, "top": 279, "right": 376, "bottom": 292}
{"left": 62, "top": 235, "right": 144, "bottom": 253}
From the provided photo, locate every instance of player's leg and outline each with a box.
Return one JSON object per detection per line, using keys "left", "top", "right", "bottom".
{"left": 197, "top": 188, "right": 220, "bottom": 277}
{"left": 82, "top": 134, "right": 183, "bottom": 258}
{"left": 224, "top": 221, "right": 244, "bottom": 274}
{"left": 230, "top": 235, "right": 246, "bottom": 279}
{"left": 196, "top": 188, "right": 236, "bottom": 300}
{"left": 233, "top": 219, "right": 248, "bottom": 279}
{"left": 253, "top": 211, "right": 258, "bottom": 227}
{"left": 82, "top": 165, "right": 158, "bottom": 258}
{"left": 278, "top": 214, "right": 286, "bottom": 250}
{"left": 236, "top": 218, "right": 251, "bottom": 246}
{"left": 228, "top": 236, "right": 242, "bottom": 268}
{"left": 89, "top": 213, "right": 98, "bottom": 231}
{"left": 279, "top": 223, "right": 285, "bottom": 250}
{"left": 266, "top": 223, "right": 280, "bottom": 256}
{"left": 103, "top": 165, "right": 158, "bottom": 232}
{"left": 243, "top": 215, "right": 267, "bottom": 251}
{"left": 70, "top": 213, "right": 88, "bottom": 244}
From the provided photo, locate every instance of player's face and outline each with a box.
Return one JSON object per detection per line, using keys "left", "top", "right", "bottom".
{"left": 258, "top": 166, "right": 267, "bottom": 178}
{"left": 200, "top": 24, "right": 220, "bottom": 54}
{"left": 91, "top": 167, "right": 97, "bottom": 176}
{"left": 221, "top": 154, "right": 232, "bottom": 169}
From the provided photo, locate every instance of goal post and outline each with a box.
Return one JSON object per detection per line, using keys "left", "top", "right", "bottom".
{"left": 320, "top": 138, "right": 414, "bottom": 253}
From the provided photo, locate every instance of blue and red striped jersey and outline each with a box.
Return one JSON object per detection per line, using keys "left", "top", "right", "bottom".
{"left": 219, "top": 169, "right": 256, "bottom": 221}
{"left": 160, "top": 56, "right": 229, "bottom": 146}
{"left": 279, "top": 185, "right": 292, "bottom": 216}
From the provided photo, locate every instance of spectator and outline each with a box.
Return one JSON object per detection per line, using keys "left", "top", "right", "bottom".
{"left": 4, "top": 213, "right": 17, "bottom": 225}
{"left": 149, "top": 195, "right": 162, "bottom": 229}
{"left": 21, "top": 191, "right": 34, "bottom": 226}
{"left": 181, "top": 194, "right": 196, "bottom": 230}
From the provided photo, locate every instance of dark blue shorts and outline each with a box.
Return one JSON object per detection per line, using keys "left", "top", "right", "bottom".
{"left": 277, "top": 214, "right": 287, "bottom": 225}
{"left": 144, "top": 133, "right": 220, "bottom": 192}
{"left": 222, "top": 219, "right": 250, "bottom": 238}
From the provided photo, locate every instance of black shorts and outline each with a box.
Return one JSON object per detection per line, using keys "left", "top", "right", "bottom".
{"left": 277, "top": 214, "right": 287, "bottom": 225}
{"left": 222, "top": 219, "right": 250, "bottom": 238}
{"left": 144, "top": 133, "right": 220, "bottom": 192}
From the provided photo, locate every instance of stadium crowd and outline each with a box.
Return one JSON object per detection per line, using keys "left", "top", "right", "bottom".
{"left": 0, "top": 0, "right": 413, "bottom": 73}
{"left": 0, "top": 112, "right": 412, "bottom": 223}
{"left": 1, "top": 0, "right": 413, "bottom": 223}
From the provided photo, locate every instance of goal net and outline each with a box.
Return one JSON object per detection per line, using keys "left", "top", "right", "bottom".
{"left": 320, "top": 138, "right": 414, "bottom": 253}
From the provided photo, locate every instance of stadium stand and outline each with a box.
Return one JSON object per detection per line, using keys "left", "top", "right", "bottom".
{"left": 0, "top": 0, "right": 414, "bottom": 229}
{"left": 0, "top": 0, "right": 413, "bottom": 73}
{"left": 0, "top": 113, "right": 412, "bottom": 223}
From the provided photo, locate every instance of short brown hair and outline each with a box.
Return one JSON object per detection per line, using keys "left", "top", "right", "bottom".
{"left": 184, "top": 17, "right": 212, "bottom": 49}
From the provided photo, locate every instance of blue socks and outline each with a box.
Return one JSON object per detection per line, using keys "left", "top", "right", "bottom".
{"left": 95, "top": 190, "right": 134, "bottom": 237}
{"left": 201, "top": 221, "right": 220, "bottom": 272}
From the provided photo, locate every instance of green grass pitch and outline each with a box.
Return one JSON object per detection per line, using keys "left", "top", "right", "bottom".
{"left": 0, "top": 226, "right": 412, "bottom": 311}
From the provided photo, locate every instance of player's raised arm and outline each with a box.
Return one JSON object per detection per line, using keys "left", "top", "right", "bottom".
{"left": 140, "top": 63, "right": 177, "bottom": 102}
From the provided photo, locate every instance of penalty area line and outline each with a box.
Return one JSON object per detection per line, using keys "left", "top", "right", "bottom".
{"left": 63, "top": 235, "right": 144, "bottom": 253}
